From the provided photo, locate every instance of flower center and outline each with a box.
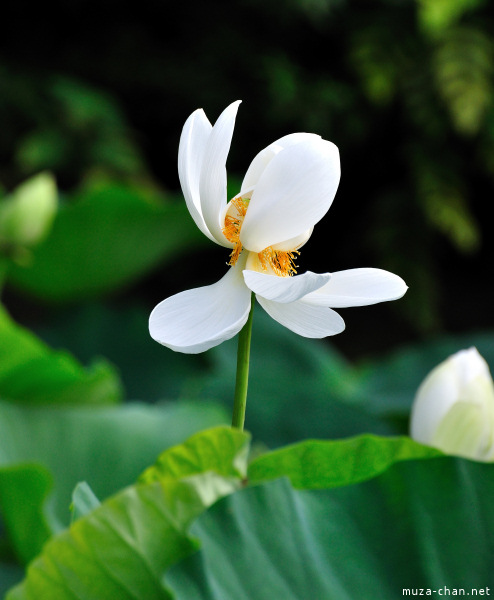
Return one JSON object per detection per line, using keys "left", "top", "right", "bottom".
{"left": 222, "top": 196, "right": 248, "bottom": 267}
{"left": 222, "top": 196, "right": 299, "bottom": 277}
{"left": 258, "top": 247, "right": 299, "bottom": 277}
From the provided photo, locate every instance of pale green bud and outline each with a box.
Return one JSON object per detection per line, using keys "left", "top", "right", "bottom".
{"left": 410, "top": 347, "right": 494, "bottom": 461}
{"left": 0, "top": 172, "right": 58, "bottom": 248}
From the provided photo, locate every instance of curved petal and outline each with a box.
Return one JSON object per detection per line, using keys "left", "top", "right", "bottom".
{"left": 240, "top": 138, "right": 340, "bottom": 252}
{"left": 178, "top": 108, "right": 217, "bottom": 243}
{"left": 271, "top": 227, "right": 313, "bottom": 252}
{"left": 257, "top": 296, "right": 345, "bottom": 338}
{"left": 240, "top": 133, "right": 321, "bottom": 194}
{"left": 149, "top": 259, "right": 251, "bottom": 354}
{"left": 199, "top": 100, "right": 241, "bottom": 247}
{"left": 303, "top": 268, "right": 408, "bottom": 308}
{"left": 410, "top": 358, "right": 463, "bottom": 445}
{"left": 244, "top": 270, "right": 330, "bottom": 303}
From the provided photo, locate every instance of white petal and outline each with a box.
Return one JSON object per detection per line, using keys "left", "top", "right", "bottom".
{"left": 271, "top": 228, "right": 313, "bottom": 251}
{"left": 240, "top": 133, "right": 321, "bottom": 194}
{"left": 244, "top": 270, "right": 330, "bottom": 303}
{"left": 450, "top": 347, "right": 492, "bottom": 387}
{"left": 257, "top": 296, "right": 345, "bottom": 338}
{"left": 240, "top": 138, "right": 340, "bottom": 252}
{"left": 303, "top": 268, "right": 408, "bottom": 308}
{"left": 149, "top": 259, "right": 251, "bottom": 354}
{"left": 410, "top": 358, "right": 463, "bottom": 445}
{"left": 199, "top": 100, "right": 241, "bottom": 247}
{"left": 178, "top": 108, "right": 217, "bottom": 243}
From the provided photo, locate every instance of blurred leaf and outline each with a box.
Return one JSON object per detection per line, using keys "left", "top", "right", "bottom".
{"left": 7, "top": 426, "right": 249, "bottom": 600}
{"left": 352, "top": 330, "right": 494, "bottom": 421}
{"left": 193, "top": 309, "right": 397, "bottom": 446}
{"left": 167, "top": 457, "right": 494, "bottom": 599}
{"left": 33, "top": 302, "right": 394, "bottom": 446}
{"left": 15, "top": 77, "right": 147, "bottom": 181}
{"left": 413, "top": 155, "right": 480, "bottom": 253}
{"left": 0, "top": 400, "right": 227, "bottom": 564}
{"left": 0, "top": 306, "right": 121, "bottom": 406}
{"left": 35, "top": 302, "right": 210, "bottom": 402}
{"left": 367, "top": 189, "right": 442, "bottom": 334}
{"left": 432, "top": 27, "right": 493, "bottom": 135}
{"left": 418, "top": 0, "right": 487, "bottom": 35}
{"left": 70, "top": 482, "right": 101, "bottom": 524}
{"left": 8, "top": 180, "right": 206, "bottom": 302}
{"left": 350, "top": 27, "right": 398, "bottom": 106}
{"left": 0, "top": 563, "right": 24, "bottom": 600}
{"left": 0, "top": 465, "right": 52, "bottom": 565}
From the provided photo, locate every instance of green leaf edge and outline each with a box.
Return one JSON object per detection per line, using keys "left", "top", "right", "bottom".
{"left": 0, "top": 305, "right": 122, "bottom": 406}
{"left": 248, "top": 433, "right": 442, "bottom": 489}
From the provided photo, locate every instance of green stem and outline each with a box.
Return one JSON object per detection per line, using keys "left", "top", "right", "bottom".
{"left": 231, "top": 294, "right": 255, "bottom": 430}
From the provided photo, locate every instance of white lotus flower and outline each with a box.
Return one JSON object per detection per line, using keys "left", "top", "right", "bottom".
{"left": 410, "top": 347, "right": 494, "bottom": 461}
{"left": 149, "top": 100, "right": 407, "bottom": 354}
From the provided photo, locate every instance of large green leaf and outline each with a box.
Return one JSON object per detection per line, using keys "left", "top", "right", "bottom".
{"left": 0, "top": 306, "right": 121, "bottom": 406}
{"left": 6, "top": 429, "right": 451, "bottom": 599}
{"left": 8, "top": 180, "right": 206, "bottom": 302}
{"left": 167, "top": 457, "right": 494, "bottom": 599}
{"left": 9, "top": 428, "right": 487, "bottom": 600}
{"left": 248, "top": 434, "right": 440, "bottom": 489}
{"left": 6, "top": 427, "right": 250, "bottom": 600}
{"left": 0, "top": 400, "right": 227, "bottom": 565}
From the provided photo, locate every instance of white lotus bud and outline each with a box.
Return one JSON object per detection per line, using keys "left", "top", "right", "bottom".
{"left": 0, "top": 172, "right": 57, "bottom": 248}
{"left": 410, "top": 347, "right": 494, "bottom": 461}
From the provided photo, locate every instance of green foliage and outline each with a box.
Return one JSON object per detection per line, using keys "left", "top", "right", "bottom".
{"left": 6, "top": 427, "right": 493, "bottom": 599}
{"left": 0, "top": 73, "right": 147, "bottom": 185}
{"left": 418, "top": 0, "right": 487, "bottom": 35}
{"left": 6, "top": 427, "right": 249, "bottom": 600}
{"left": 0, "top": 400, "right": 227, "bottom": 565}
{"left": 34, "top": 302, "right": 398, "bottom": 445}
{"left": 70, "top": 482, "right": 101, "bottom": 523}
{"left": 167, "top": 458, "right": 494, "bottom": 599}
{"left": 432, "top": 27, "right": 494, "bottom": 135}
{"left": 248, "top": 434, "right": 441, "bottom": 489}
{"left": 0, "top": 464, "right": 52, "bottom": 567}
{"left": 7, "top": 179, "right": 207, "bottom": 302}
{"left": 414, "top": 157, "right": 479, "bottom": 253}
{"left": 29, "top": 300, "right": 494, "bottom": 445}
{"left": 353, "top": 329, "right": 494, "bottom": 421}
{"left": 0, "top": 305, "right": 121, "bottom": 406}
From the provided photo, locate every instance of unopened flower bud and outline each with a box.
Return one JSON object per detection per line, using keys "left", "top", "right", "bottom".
{"left": 0, "top": 172, "right": 57, "bottom": 249}
{"left": 410, "top": 347, "right": 494, "bottom": 461}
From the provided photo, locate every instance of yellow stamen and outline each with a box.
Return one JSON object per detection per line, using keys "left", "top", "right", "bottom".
{"left": 223, "top": 196, "right": 249, "bottom": 266}
{"left": 258, "top": 247, "right": 299, "bottom": 277}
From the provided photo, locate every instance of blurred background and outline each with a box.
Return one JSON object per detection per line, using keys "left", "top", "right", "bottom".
{"left": 1, "top": 0, "right": 493, "bottom": 442}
